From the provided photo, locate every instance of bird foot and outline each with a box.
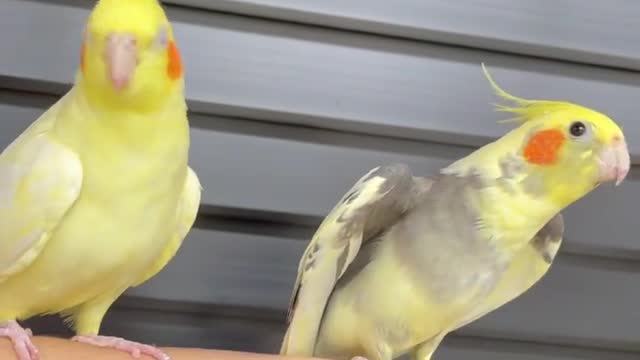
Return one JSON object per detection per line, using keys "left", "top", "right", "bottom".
{"left": 72, "top": 335, "right": 170, "bottom": 360}
{"left": 351, "top": 357, "right": 369, "bottom": 360}
{"left": 0, "top": 320, "right": 39, "bottom": 360}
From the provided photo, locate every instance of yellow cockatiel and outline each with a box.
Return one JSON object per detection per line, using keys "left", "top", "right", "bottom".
{"left": 0, "top": 1, "right": 201, "bottom": 359}
{"left": 280, "top": 66, "right": 630, "bottom": 360}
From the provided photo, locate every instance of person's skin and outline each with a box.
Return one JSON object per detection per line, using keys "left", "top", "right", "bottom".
{"left": 0, "top": 337, "right": 317, "bottom": 360}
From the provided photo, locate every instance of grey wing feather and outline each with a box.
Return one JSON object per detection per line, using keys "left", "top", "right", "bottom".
{"left": 280, "top": 163, "right": 427, "bottom": 356}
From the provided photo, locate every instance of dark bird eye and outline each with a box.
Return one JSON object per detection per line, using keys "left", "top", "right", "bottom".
{"left": 569, "top": 121, "right": 586, "bottom": 137}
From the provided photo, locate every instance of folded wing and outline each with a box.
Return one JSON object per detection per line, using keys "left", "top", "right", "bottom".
{"left": 0, "top": 101, "right": 83, "bottom": 282}
{"left": 280, "top": 163, "right": 429, "bottom": 356}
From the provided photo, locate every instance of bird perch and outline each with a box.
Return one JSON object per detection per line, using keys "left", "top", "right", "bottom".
{"left": 0, "top": 337, "right": 314, "bottom": 360}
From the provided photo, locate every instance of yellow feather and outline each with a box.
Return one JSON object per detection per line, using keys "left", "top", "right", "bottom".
{"left": 0, "top": 0, "right": 200, "bottom": 352}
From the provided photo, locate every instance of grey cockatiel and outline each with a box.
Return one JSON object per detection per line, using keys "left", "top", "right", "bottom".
{"left": 279, "top": 69, "right": 630, "bottom": 360}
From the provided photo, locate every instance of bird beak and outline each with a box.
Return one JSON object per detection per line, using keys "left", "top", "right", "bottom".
{"left": 597, "top": 136, "right": 630, "bottom": 186}
{"left": 105, "top": 33, "right": 138, "bottom": 91}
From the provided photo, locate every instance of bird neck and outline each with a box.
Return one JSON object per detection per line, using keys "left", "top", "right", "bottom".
{"left": 441, "top": 136, "right": 566, "bottom": 252}
{"left": 52, "top": 84, "right": 189, "bottom": 152}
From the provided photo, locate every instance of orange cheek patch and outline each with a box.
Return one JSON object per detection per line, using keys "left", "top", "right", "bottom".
{"left": 523, "top": 129, "right": 566, "bottom": 165}
{"left": 167, "top": 41, "right": 183, "bottom": 80}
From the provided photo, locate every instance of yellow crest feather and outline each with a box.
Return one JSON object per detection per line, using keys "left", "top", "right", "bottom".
{"left": 481, "top": 63, "right": 577, "bottom": 124}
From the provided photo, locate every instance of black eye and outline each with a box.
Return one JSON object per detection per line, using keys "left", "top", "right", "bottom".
{"left": 569, "top": 121, "right": 586, "bottom": 137}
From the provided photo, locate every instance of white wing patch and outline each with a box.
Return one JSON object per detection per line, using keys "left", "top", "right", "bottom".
{"left": 332, "top": 174, "right": 390, "bottom": 279}
{"left": 0, "top": 133, "right": 83, "bottom": 282}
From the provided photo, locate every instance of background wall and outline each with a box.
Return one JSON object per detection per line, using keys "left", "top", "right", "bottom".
{"left": 1, "top": 0, "right": 639, "bottom": 359}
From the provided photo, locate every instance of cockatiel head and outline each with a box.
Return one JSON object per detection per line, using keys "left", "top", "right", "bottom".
{"left": 447, "top": 65, "right": 630, "bottom": 210}
{"left": 78, "top": 0, "right": 183, "bottom": 110}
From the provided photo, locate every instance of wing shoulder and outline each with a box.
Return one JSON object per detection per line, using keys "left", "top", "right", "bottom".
{"left": 0, "top": 131, "right": 83, "bottom": 281}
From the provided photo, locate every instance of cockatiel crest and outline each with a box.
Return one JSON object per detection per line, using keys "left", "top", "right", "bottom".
{"left": 445, "top": 64, "right": 629, "bottom": 218}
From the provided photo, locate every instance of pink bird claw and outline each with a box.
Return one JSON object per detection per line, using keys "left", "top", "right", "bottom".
{"left": 351, "top": 356, "right": 369, "bottom": 360}
{"left": 0, "top": 321, "right": 39, "bottom": 360}
{"left": 72, "top": 335, "right": 171, "bottom": 360}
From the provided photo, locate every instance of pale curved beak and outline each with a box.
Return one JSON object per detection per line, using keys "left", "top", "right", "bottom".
{"left": 597, "top": 136, "right": 630, "bottom": 186}
{"left": 105, "top": 33, "right": 138, "bottom": 91}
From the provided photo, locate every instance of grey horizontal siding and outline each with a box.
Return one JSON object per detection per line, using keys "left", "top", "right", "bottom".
{"left": 2, "top": 0, "right": 640, "bottom": 359}
{"left": 128, "top": 228, "right": 304, "bottom": 311}
{"left": 2, "top": 95, "right": 639, "bottom": 256}
{"left": 167, "top": 0, "right": 640, "bottom": 71}
{"left": 2, "top": 0, "right": 640, "bottom": 162}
